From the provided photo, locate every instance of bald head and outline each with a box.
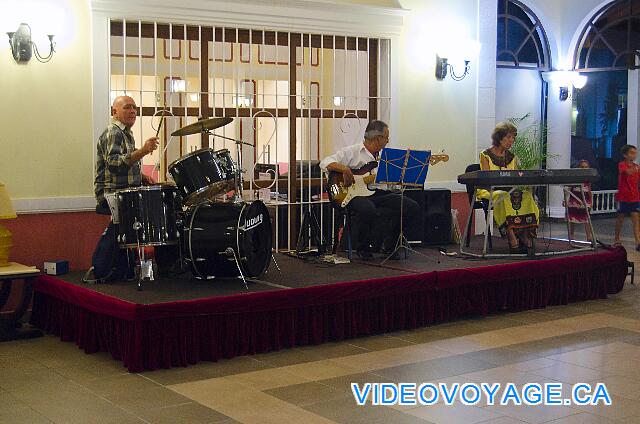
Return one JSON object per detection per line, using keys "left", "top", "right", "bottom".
{"left": 112, "top": 95, "right": 137, "bottom": 127}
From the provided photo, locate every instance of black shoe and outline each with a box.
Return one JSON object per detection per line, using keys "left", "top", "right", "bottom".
{"left": 385, "top": 251, "right": 401, "bottom": 260}
{"left": 380, "top": 241, "right": 396, "bottom": 254}
{"left": 356, "top": 248, "right": 374, "bottom": 260}
{"left": 380, "top": 247, "right": 401, "bottom": 260}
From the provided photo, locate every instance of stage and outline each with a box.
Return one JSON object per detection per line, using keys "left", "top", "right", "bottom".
{"left": 29, "top": 240, "right": 629, "bottom": 372}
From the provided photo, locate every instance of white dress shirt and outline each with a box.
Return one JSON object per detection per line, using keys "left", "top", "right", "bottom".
{"left": 321, "top": 142, "right": 388, "bottom": 190}
{"left": 319, "top": 142, "right": 377, "bottom": 172}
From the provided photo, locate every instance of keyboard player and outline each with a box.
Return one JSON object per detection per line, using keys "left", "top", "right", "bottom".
{"left": 477, "top": 122, "right": 540, "bottom": 253}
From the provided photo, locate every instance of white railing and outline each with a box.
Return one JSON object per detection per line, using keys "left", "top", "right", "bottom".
{"left": 591, "top": 190, "right": 618, "bottom": 214}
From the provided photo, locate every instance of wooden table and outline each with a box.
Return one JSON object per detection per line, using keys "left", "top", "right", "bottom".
{"left": 0, "top": 263, "right": 42, "bottom": 341}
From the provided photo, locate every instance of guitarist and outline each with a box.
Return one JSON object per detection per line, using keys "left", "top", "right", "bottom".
{"left": 320, "top": 120, "right": 419, "bottom": 260}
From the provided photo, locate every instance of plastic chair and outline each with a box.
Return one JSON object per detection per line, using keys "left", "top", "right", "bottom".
{"left": 463, "top": 164, "right": 493, "bottom": 249}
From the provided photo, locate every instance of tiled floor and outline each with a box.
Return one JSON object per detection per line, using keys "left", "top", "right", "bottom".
{"left": 0, "top": 218, "right": 638, "bottom": 423}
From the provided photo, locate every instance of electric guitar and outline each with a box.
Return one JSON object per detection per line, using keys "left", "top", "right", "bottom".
{"left": 327, "top": 154, "right": 449, "bottom": 208}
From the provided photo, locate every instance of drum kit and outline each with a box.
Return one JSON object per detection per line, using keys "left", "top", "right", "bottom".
{"left": 108, "top": 117, "right": 273, "bottom": 290}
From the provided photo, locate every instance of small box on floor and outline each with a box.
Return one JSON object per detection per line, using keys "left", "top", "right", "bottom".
{"left": 44, "top": 260, "right": 69, "bottom": 276}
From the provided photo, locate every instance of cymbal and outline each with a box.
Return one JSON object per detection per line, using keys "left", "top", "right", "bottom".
{"left": 171, "top": 117, "right": 233, "bottom": 136}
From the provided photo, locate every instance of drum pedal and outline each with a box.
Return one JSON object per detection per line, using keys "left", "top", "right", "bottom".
{"left": 140, "top": 259, "right": 154, "bottom": 280}
{"left": 136, "top": 259, "right": 155, "bottom": 291}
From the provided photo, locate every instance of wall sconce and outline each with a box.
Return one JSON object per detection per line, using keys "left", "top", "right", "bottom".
{"left": 434, "top": 39, "right": 481, "bottom": 82}
{"left": 541, "top": 71, "right": 588, "bottom": 101}
{"left": 435, "top": 55, "right": 470, "bottom": 81}
{"left": 6, "top": 23, "right": 55, "bottom": 63}
{"left": 333, "top": 96, "right": 344, "bottom": 107}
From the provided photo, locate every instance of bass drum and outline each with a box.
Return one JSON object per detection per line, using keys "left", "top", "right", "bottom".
{"left": 186, "top": 200, "right": 272, "bottom": 279}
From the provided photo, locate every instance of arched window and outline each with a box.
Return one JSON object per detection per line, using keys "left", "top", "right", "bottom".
{"left": 575, "top": 0, "right": 640, "bottom": 71}
{"left": 496, "top": 0, "right": 550, "bottom": 69}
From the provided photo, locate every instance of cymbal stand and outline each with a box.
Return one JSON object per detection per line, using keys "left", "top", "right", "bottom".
{"left": 211, "top": 134, "right": 281, "bottom": 274}
{"left": 271, "top": 254, "right": 281, "bottom": 272}
{"left": 175, "top": 214, "right": 189, "bottom": 273}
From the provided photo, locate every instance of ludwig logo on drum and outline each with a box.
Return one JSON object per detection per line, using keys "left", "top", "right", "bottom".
{"left": 245, "top": 214, "right": 264, "bottom": 231}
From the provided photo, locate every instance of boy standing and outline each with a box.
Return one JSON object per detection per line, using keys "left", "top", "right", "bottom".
{"left": 614, "top": 144, "right": 640, "bottom": 249}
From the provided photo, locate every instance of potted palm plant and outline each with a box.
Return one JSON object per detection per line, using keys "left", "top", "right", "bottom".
{"left": 507, "top": 114, "right": 558, "bottom": 217}
{"left": 507, "top": 114, "right": 556, "bottom": 170}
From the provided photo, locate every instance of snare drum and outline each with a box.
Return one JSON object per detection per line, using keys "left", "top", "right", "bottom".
{"left": 116, "top": 184, "right": 179, "bottom": 248}
{"left": 185, "top": 200, "right": 272, "bottom": 279}
{"left": 168, "top": 148, "right": 236, "bottom": 206}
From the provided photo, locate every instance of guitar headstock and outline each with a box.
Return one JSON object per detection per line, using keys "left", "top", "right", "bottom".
{"left": 430, "top": 153, "right": 450, "bottom": 165}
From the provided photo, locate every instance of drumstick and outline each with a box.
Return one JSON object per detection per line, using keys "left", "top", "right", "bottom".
{"left": 155, "top": 109, "right": 166, "bottom": 138}
{"left": 153, "top": 109, "right": 167, "bottom": 182}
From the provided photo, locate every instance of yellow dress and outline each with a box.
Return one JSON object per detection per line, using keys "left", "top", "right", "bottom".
{"left": 477, "top": 149, "right": 539, "bottom": 236}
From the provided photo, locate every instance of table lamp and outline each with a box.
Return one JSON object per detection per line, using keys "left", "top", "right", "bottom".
{"left": 0, "top": 183, "right": 17, "bottom": 267}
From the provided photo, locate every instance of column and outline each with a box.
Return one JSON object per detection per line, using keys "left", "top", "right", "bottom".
{"left": 546, "top": 81, "right": 572, "bottom": 218}
{"left": 628, "top": 69, "right": 639, "bottom": 148}
{"left": 476, "top": 0, "right": 497, "bottom": 155}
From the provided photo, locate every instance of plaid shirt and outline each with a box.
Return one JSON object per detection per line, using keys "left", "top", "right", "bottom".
{"left": 94, "top": 119, "right": 141, "bottom": 205}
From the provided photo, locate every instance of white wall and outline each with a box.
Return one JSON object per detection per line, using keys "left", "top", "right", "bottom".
{"left": 0, "top": 0, "right": 95, "bottom": 211}
{"left": 476, "top": 0, "right": 498, "bottom": 157}
{"left": 495, "top": 69, "right": 542, "bottom": 128}
{"left": 395, "top": 0, "right": 480, "bottom": 188}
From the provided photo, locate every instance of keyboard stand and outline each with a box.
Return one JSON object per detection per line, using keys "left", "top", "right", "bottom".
{"left": 460, "top": 183, "right": 597, "bottom": 259}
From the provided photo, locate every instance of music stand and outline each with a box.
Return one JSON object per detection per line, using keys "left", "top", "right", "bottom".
{"left": 376, "top": 148, "right": 431, "bottom": 264}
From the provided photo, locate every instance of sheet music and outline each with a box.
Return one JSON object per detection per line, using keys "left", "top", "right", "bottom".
{"left": 375, "top": 147, "right": 431, "bottom": 187}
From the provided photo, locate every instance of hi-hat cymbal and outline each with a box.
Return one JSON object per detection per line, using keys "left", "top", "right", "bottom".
{"left": 171, "top": 117, "right": 233, "bottom": 136}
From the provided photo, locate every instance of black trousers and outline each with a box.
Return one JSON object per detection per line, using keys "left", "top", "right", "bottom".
{"left": 348, "top": 190, "right": 420, "bottom": 251}
{"left": 94, "top": 199, "right": 177, "bottom": 276}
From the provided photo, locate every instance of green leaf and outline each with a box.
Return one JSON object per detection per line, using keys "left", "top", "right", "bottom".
{"left": 507, "top": 114, "right": 558, "bottom": 170}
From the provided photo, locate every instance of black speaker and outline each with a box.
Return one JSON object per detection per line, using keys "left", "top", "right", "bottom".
{"left": 423, "top": 189, "right": 452, "bottom": 245}
{"left": 404, "top": 189, "right": 425, "bottom": 244}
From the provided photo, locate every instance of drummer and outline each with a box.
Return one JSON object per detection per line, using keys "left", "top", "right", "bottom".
{"left": 90, "top": 95, "right": 160, "bottom": 281}
{"left": 94, "top": 95, "right": 159, "bottom": 214}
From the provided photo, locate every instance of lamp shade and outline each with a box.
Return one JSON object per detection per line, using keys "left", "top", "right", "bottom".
{"left": 541, "top": 71, "right": 588, "bottom": 89}
{"left": 0, "top": 184, "right": 17, "bottom": 219}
